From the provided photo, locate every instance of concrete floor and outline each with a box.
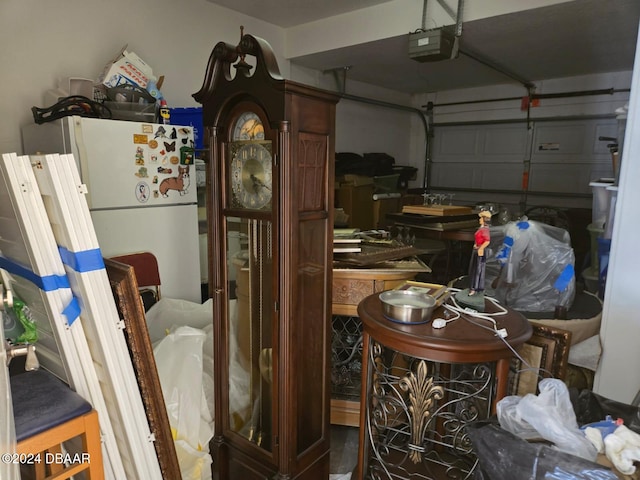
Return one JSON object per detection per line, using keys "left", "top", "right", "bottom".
{"left": 330, "top": 425, "right": 359, "bottom": 479}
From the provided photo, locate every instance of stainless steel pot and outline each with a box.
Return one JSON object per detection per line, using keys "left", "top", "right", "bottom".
{"left": 379, "top": 290, "right": 436, "bottom": 324}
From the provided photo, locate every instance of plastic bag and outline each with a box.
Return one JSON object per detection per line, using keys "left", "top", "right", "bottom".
{"left": 572, "top": 388, "right": 640, "bottom": 435}
{"left": 497, "top": 378, "right": 598, "bottom": 461}
{"left": 145, "top": 297, "right": 213, "bottom": 344}
{"left": 486, "top": 220, "right": 576, "bottom": 312}
{"left": 496, "top": 395, "right": 540, "bottom": 439}
{"left": 154, "top": 326, "right": 213, "bottom": 480}
{"left": 468, "top": 421, "right": 619, "bottom": 480}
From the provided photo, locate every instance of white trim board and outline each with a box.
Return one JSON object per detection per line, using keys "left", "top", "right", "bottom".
{"left": 0, "top": 152, "right": 125, "bottom": 479}
{"left": 30, "top": 153, "right": 162, "bottom": 479}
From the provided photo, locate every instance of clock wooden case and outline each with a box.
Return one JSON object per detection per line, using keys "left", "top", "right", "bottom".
{"left": 194, "top": 32, "right": 339, "bottom": 480}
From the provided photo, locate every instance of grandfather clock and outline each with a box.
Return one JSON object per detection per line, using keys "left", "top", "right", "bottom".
{"left": 193, "top": 31, "right": 339, "bottom": 480}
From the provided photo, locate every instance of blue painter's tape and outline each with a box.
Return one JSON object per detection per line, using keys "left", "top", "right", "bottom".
{"left": 0, "top": 256, "right": 69, "bottom": 291}
{"left": 0, "top": 255, "right": 77, "bottom": 324}
{"left": 553, "top": 264, "right": 575, "bottom": 292}
{"left": 62, "top": 296, "right": 81, "bottom": 326}
{"left": 496, "top": 236, "right": 514, "bottom": 262}
{"left": 58, "top": 246, "right": 105, "bottom": 273}
{"left": 517, "top": 221, "right": 530, "bottom": 230}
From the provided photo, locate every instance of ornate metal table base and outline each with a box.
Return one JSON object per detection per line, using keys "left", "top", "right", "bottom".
{"left": 331, "top": 315, "right": 363, "bottom": 400}
{"left": 364, "top": 342, "right": 495, "bottom": 480}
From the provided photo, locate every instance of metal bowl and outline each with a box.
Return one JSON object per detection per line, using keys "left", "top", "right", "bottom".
{"left": 379, "top": 290, "right": 436, "bottom": 324}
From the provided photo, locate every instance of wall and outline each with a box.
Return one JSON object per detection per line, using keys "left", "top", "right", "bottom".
{"left": 0, "top": 0, "right": 286, "bottom": 155}
{"left": 291, "top": 64, "right": 416, "bottom": 169}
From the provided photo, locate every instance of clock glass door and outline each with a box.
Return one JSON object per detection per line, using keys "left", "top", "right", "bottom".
{"left": 226, "top": 217, "right": 274, "bottom": 451}
{"left": 223, "top": 106, "right": 275, "bottom": 452}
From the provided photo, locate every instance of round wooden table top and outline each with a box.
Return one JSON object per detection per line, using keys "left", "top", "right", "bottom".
{"left": 357, "top": 293, "right": 533, "bottom": 364}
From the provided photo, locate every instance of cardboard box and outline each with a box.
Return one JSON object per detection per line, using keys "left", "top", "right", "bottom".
{"left": 342, "top": 174, "right": 373, "bottom": 186}
{"left": 337, "top": 183, "right": 374, "bottom": 230}
{"left": 98, "top": 46, "right": 156, "bottom": 89}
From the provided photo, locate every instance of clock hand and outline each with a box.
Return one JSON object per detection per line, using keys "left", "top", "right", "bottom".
{"left": 250, "top": 173, "right": 271, "bottom": 192}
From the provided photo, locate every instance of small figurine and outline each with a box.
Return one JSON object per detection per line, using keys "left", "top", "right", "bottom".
{"left": 469, "top": 210, "right": 492, "bottom": 295}
{"left": 455, "top": 210, "right": 492, "bottom": 311}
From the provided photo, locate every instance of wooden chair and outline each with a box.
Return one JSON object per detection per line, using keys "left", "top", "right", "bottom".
{"left": 12, "top": 369, "right": 104, "bottom": 479}
{"left": 109, "top": 252, "right": 161, "bottom": 311}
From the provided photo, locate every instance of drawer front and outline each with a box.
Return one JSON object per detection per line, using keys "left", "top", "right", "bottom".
{"left": 332, "top": 278, "right": 383, "bottom": 307}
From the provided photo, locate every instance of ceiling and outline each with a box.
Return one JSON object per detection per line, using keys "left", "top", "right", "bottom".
{"left": 209, "top": 0, "right": 640, "bottom": 94}
{"left": 209, "top": 0, "right": 395, "bottom": 28}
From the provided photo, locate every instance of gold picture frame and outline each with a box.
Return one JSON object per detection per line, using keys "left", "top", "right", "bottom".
{"left": 104, "top": 258, "right": 182, "bottom": 480}
{"left": 508, "top": 323, "right": 572, "bottom": 396}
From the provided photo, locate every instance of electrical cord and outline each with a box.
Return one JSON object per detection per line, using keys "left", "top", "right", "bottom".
{"left": 431, "top": 307, "right": 460, "bottom": 328}
{"left": 439, "top": 289, "right": 556, "bottom": 380}
{"left": 444, "top": 289, "right": 508, "bottom": 331}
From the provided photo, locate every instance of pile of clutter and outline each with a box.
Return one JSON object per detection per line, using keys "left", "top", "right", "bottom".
{"left": 32, "top": 46, "right": 170, "bottom": 125}
{"left": 495, "top": 379, "right": 640, "bottom": 478}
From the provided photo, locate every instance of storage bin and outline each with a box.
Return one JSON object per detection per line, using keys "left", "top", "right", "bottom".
{"left": 373, "top": 174, "right": 400, "bottom": 193}
{"left": 597, "top": 237, "right": 611, "bottom": 299}
{"left": 103, "top": 101, "right": 156, "bottom": 122}
{"left": 171, "top": 107, "right": 204, "bottom": 152}
{"left": 589, "top": 179, "right": 615, "bottom": 228}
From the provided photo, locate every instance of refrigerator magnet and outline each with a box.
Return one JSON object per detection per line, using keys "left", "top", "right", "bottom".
{"left": 135, "top": 182, "right": 150, "bottom": 203}
{"left": 133, "top": 133, "right": 148, "bottom": 144}
{"left": 180, "top": 146, "right": 194, "bottom": 165}
{"left": 135, "top": 167, "right": 148, "bottom": 178}
{"left": 135, "top": 147, "right": 145, "bottom": 165}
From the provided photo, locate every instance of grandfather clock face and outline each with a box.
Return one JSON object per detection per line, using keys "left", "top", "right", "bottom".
{"left": 225, "top": 106, "right": 274, "bottom": 452}
{"left": 230, "top": 142, "right": 272, "bottom": 210}
{"left": 229, "top": 111, "right": 272, "bottom": 211}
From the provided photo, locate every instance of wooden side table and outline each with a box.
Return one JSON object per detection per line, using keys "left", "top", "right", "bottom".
{"left": 331, "top": 262, "right": 428, "bottom": 426}
{"left": 355, "top": 293, "right": 532, "bottom": 479}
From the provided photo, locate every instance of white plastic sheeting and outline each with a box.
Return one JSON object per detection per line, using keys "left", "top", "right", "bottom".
{"left": 148, "top": 298, "right": 215, "bottom": 480}
{"left": 485, "top": 219, "right": 576, "bottom": 312}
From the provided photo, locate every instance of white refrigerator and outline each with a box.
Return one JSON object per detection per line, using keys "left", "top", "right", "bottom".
{"left": 22, "top": 116, "right": 202, "bottom": 303}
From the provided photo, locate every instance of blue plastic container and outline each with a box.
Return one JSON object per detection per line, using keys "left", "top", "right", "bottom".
{"left": 170, "top": 107, "right": 204, "bottom": 151}
{"left": 597, "top": 237, "right": 611, "bottom": 298}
